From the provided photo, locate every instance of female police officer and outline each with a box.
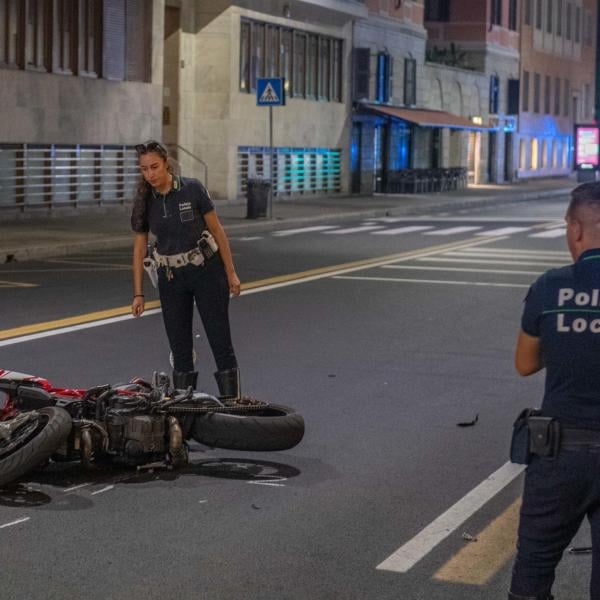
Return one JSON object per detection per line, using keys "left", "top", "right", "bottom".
{"left": 130, "top": 140, "right": 241, "bottom": 398}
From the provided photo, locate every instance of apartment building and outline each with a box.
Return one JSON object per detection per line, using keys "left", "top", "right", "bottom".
{"left": 518, "top": 0, "right": 597, "bottom": 179}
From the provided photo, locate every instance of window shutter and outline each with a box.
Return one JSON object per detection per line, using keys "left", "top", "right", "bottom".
{"left": 102, "top": 0, "right": 125, "bottom": 81}
{"left": 507, "top": 79, "right": 520, "bottom": 115}
{"left": 353, "top": 47, "right": 370, "bottom": 100}
{"left": 126, "top": 0, "right": 151, "bottom": 81}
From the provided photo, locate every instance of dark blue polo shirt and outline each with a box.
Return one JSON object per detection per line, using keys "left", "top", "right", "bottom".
{"left": 522, "top": 248, "right": 600, "bottom": 429}
{"left": 131, "top": 176, "right": 215, "bottom": 254}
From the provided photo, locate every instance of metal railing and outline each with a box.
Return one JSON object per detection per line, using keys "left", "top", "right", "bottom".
{"left": 0, "top": 144, "right": 139, "bottom": 211}
{"left": 165, "top": 143, "right": 208, "bottom": 190}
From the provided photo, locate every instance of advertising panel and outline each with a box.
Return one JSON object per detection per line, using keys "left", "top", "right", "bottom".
{"left": 574, "top": 125, "right": 600, "bottom": 170}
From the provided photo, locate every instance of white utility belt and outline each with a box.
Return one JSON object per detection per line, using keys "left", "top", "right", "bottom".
{"left": 153, "top": 247, "right": 205, "bottom": 268}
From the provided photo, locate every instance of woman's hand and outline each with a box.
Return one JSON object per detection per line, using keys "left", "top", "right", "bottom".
{"left": 228, "top": 272, "right": 241, "bottom": 297}
{"left": 132, "top": 295, "right": 145, "bottom": 317}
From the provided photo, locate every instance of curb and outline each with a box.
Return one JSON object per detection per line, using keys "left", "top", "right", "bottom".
{"left": 2, "top": 187, "right": 571, "bottom": 263}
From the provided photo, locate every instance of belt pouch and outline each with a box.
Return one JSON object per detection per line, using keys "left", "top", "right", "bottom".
{"left": 528, "top": 416, "right": 560, "bottom": 458}
{"left": 510, "top": 408, "right": 539, "bottom": 464}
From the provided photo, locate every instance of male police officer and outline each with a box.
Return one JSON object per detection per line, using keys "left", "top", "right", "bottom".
{"left": 509, "top": 181, "right": 600, "bottom": 600}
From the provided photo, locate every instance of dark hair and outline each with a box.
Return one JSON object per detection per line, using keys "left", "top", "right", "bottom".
{"left": 134, "top": 140, "right": 174, "bottom": 203}
{"left": 567, "top": 182, "right": 600, "bottom": 219}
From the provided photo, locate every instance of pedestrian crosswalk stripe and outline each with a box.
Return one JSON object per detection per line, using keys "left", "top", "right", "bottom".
{"left": 442, "top": 250, "right": 563, "bottom": 262}
{"left": 458, "top": 246, "right": 570, "bottom": 256}
{"left": 334, "top": 275, "right": 530, "bottom": 289}
{"left": 424, "top": 226, "right": 482, "bottom": 236}
{"left": 371, "top": 226, "right": 435, "bottom": 235}
{"left": 272, "top": 225, "right": 338, "bottom": 236}
{"left": 323, "top": 225, "right": 385, "bottom": 234}
{"left": 382, "top": 265, "right": 544, "bottom": 276}
{"left": 0, "top": 280, "right": 38, "bottom": 288}
{"left": 419, "top": 257, "right": 563, "bottom": 267}
{"left": 529, "top": 228, "right": 566, "bottom": 238}
{"left": 476, "top": 227, "right": 531, "bottom": 236}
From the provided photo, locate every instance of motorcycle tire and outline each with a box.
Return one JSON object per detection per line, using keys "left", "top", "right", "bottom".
{"left": 192, "top": 404, "right": 304, "bottom": 451}
{"left": 0, "top": 407, "right": 72, "bottom": 487}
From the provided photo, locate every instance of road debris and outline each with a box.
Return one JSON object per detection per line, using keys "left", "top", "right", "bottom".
{"left": 457, "top": 414, "right": 479, "bottom": 427}
{"left": 461, "top": 532, "right": 478, "bottom": 542}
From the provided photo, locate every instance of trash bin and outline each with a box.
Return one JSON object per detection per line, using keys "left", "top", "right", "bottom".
{"left": 246, "top": 178, "right": 270, "bottom": 219}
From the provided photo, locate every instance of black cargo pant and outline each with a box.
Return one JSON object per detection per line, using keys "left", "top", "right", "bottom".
{"left": 157, "top": 255, "right": 237, "bottom": 373}
{"left": 510, "top": 447, "right": 600, "bottom": 599}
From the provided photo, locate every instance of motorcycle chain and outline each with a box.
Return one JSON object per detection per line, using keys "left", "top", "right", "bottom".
{"left": 164, "top": 401, "right": 268, "bottom": 415}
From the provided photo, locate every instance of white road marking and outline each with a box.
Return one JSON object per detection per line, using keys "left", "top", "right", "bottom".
{"left": 529, "top": 228, "right": 566, "bottom": 238}
{"left": 370, "top": 217, "right": 562, "bottom": 223}
{"left": 0, "top": 517, "right": 30, "bottom": 529}
{"left": 371, "top": 226, "right": 435, "bottom": 235}
{"left": 323, "top": 225, "right": 385, "bottom": 234}
{"left": 420, "top": 257, "right": 561, "bottom": 267}
{"left": 199, "top": 499, "right": 208, "bottom": 504}
{"left": 376, "top": 462, "right": 525, "bottom": 573}
{"left": 441, "top": 251, "right": 563, "bottom": 261}
{"left": 272, "top": 225, "right": 339, "bottom": 236}
{"left": 334, "top": 275, "right": 530, "bottom": 289}
{"left": 458, "top": 247, "right": 570, "bottom": 257}
{"left": 90, "top": 485, "right": 114, "bottom": 495}
{"left": 236, "top": 236, "right": 263, "bottom": 241}
{"left": 382, "top": 265, "right": 543, "bottom": 276}
{"left": 476, "top": 227, "right": 531, "bottom": 236}
{"left": 247, "top": 481, "right": 286, "bottom": 487}
{"left": 62, "top": 483, "right": 91, "bottom": 492}
{"left": 424, "top": 227, "right": 483, "bottom": 236}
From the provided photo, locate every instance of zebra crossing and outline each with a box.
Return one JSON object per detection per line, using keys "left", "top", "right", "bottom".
{"left": 331, "top": 244, "right": 571, "bottom": 291}
{"left": 236, "top": 219, "right": 566, "bottom": 242}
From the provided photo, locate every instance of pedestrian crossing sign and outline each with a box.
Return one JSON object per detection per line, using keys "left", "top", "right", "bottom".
{"left": 257, "top": 78, "right": 285, "bottom": 106}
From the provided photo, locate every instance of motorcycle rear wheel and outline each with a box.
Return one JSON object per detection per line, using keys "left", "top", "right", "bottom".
{"left": 192, "top": 403, "right": 304, "bottom": 451}
{"left": 0, "top": 407, "right": 72, "bottom": 486}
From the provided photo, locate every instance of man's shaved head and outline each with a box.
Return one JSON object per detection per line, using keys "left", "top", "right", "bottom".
{"left": 567, "top": 182, "right": 600, "bottom": 222}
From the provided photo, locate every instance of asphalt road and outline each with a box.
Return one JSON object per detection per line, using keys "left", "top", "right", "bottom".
{"left": 0, "top": 196, "right": 593, "bottom": 600}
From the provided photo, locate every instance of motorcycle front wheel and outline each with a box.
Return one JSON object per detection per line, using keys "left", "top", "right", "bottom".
{"left": 192, "top": 404, "right": 304, "bottom": 451}
{"left": 0, "top": 407, "right": 72, "bottom": 486}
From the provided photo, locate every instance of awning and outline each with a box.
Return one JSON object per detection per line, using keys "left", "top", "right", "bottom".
{"left": 360, "top": 104, "right": 493, "bottom": 131}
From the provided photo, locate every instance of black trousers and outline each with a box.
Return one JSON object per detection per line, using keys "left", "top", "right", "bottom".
{"left": 511, "top": 447, "right": 600, "bottom": 599}
{"left": 157, "top": 256, "right": 237, "bottom": 373}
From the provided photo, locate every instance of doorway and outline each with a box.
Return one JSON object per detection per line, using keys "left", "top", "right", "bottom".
{"left": 488, "top": 131, "right": 497, "bottom": 183}
{"left": 374, "top": 123, "right": 388, "bottom": 193}
{"left": 351, "top": 122, "right": 362, "bottom": 193}
{"left": 504, "top": 132, "right": 513, "bottom": 181}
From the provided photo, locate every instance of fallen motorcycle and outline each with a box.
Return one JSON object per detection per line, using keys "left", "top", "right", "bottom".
{"left": 0, "top": 369, "right": 304, "bottom": 487}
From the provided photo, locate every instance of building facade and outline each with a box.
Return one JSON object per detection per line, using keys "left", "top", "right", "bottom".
{"left": 517, "top": 0, "right": 597, "bottom": 179}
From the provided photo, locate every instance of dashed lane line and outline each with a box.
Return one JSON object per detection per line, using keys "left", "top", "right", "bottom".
{"left": 90, "top": 485, "right": 114, "bottom": 496}
{"left": 0, "top": 517, "right": 30, "bottom": 529}
{"left": 0, "top": 235, "right": 510, "bottom": 346}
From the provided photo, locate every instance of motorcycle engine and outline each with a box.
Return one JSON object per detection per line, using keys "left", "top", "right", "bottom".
{"left": 104, "top": 393, "right": 166, "bottom": 463}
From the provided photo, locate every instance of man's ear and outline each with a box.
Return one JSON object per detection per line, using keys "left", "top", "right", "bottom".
{"left": 572, "top": 218, "right": 584, "bottom": 242}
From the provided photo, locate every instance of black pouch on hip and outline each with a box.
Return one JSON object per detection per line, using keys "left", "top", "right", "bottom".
{"left": 528, "top": 415, "right": 560, "bottom": 458}
{"left": 510, "top": 408, "right": 541, "bottom": 464}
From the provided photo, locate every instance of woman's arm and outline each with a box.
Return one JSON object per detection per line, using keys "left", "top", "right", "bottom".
{"left": 132, "top": 232, "right": 148, "bottom": 316}
{"left": 204, "top": 211, "right": 241, "bottom": 297}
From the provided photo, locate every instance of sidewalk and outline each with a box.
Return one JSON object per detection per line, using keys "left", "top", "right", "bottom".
{"left": 0, "top": 177, "right": 575, "bottom": 263}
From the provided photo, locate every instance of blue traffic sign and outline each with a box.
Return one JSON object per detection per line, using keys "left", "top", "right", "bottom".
{"left": 257, "top": 78, "right": 285, "bottom": 106}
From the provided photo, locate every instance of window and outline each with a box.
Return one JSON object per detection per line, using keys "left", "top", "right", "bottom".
{"left": 293, "top": 32, "right": 306, "bottom": 98}
{"left": 491, "top": 0, "right": 502, "bottom": 26}
{"left": 0, "top": 0, "right": 21, "bottom": 67}
{"left": 265, "top": 25, "right": 279, "bottom": 78}
{"left": 240, "top": 19, "right": 343, "bottom": 103}
{"left": 554, "top": 77, "right": 560, "bottom": 115}
{"left": 544, "top": 75, "right": 551, "bottom": 113}
{"left": 353, "top": 47, "right": 370, "bottom": 100}
{"left": 240, "top": 20, "right": 250, "bottom": 91}
{"left": 306, "top": 34, "right": 318, "bottom": 99}
{"left": 533, "top": 72, "right": 540, "bottom": 113}
{"left": 53, "top": 0, "right": 76, "bottom": 74}
{"left": 24, "top": 0, "right": 48, "bottom": 70}
{"left": 575, "top": 6, "right": 581, "bottom": 42}
{"left": 563, "top": 79, "right": 570, "bottom": 116}
{"left": 531, "top": 138, "right": 539, "bottom": 169}
{"left": 525, "top": 0, "right": 532, "bottom": 25}
{"left": 566, "top": 2, "right": 571, "bottom": 40}
{"left": 280, "top": 29, "right": 292, "bottom": 94}
{"left": 489, "top": 75, "right": 500, "bottom": 114}
{"left": 250, "top": 22, "right": 265, "bottom": 92}
{"left": 425, "top": 0, "right": 450, "bottom": 21}
{"left": 546, "top": 0, "right": 553, "bottom": 33}
{"left": 78, "top": 0, "right": 101, "bottom": 76}
{"left": 522, "top": 70, "right": 530, "bottom": 112}
{"left": 556, "top": 0, "right": 562, "bottom": 35}
{"left": 585, "top": 83, "right": 592, "bottom": 119}
{"left": 535, "top": 0, "right": 542, "bottom": 29}
{"left": 404, "top": 58, "right": 416, "bottom": 106}
{"left": 376, "top": 52, "right": 391, "bottom": 103}
{"left": 508, "top": 79, "right": 519, "bottom": 114}
{"left": 508, "top": 0, "right": 518, "bottom": 30}
{"left": 584, "top": 11, "right": 593, "bottom": 45}
{"left": 318, "top": 37, "right": 330, "bottom": 100}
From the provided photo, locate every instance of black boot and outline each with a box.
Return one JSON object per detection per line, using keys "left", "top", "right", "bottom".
{"left": 172, "top": 370, "right": 198, "bottom": 391}
{"left": 214, "top": 368, "right": 240, "bottom": 400}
